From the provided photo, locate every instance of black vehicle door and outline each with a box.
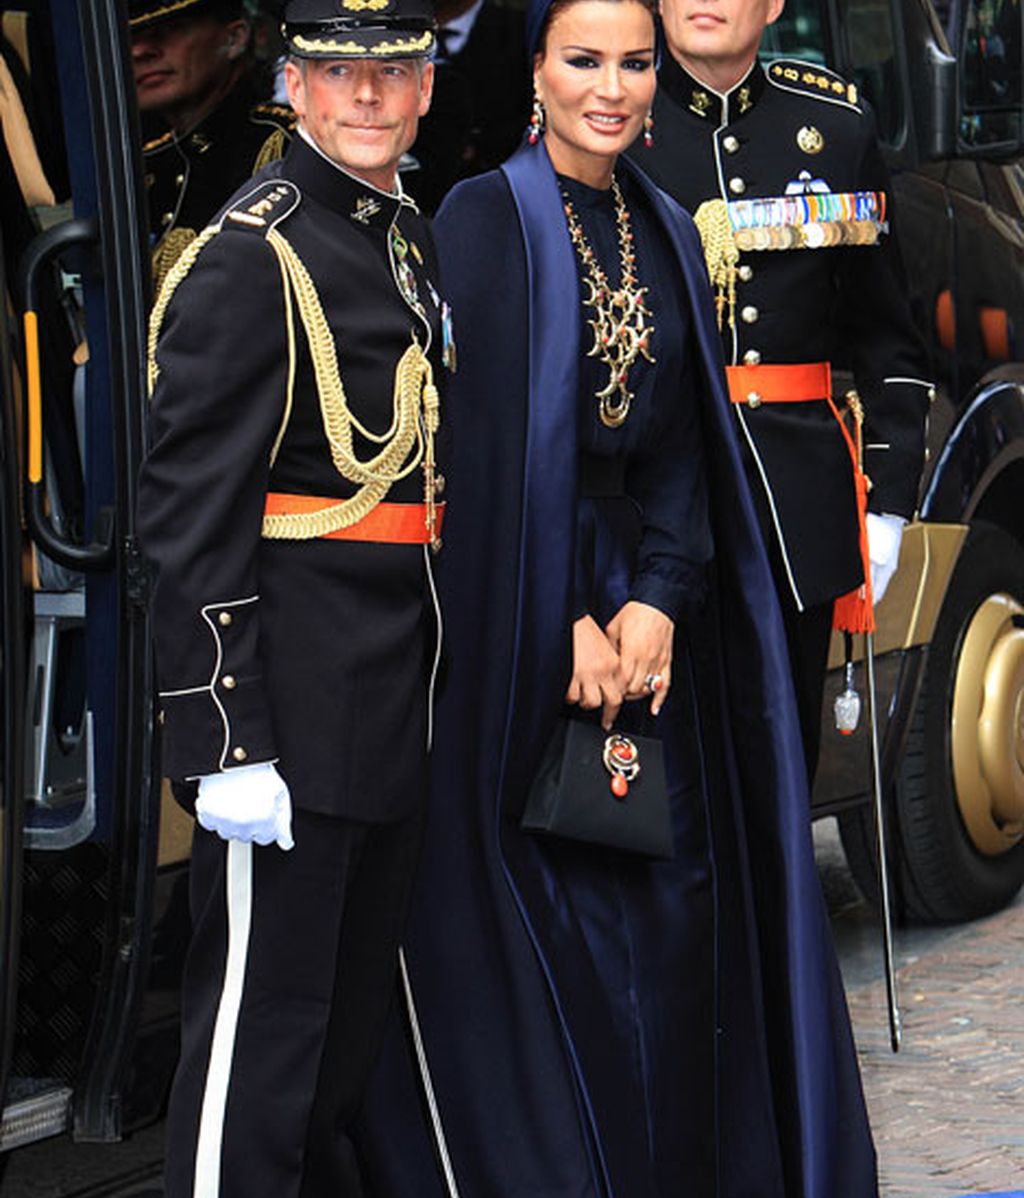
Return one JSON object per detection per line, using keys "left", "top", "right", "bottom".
{"left": 0, "top": 0, "right": 156, "bottom": 1146}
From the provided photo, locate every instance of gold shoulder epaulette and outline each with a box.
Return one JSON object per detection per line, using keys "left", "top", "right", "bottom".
{"left": 143, "top": 129, "right": 175, "bottom": 154}
{"left": 251, "top": 102, "right": 297, "bottom": 130}
{"left": 767, "top": 58, "right": 860, "bottom": 110}
{"left": 223, "top": 179, "right": 301, "bottom": 234}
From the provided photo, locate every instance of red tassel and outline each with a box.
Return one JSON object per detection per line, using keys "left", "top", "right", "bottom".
{"left": 832, "top": 465, "right": 875, "bottom": 633}
{"left": 828, "top": 391, "right": 876, "bottom": 634}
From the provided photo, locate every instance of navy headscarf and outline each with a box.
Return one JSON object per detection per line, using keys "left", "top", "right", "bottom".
{"left": 525, "top": 0, "right": 663, "bottom": 71}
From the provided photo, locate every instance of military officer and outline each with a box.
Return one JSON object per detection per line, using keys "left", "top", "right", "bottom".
{"left": 630, "top": 0, "right": 933, "bottom": 774}
{"left": 136, "top": 1, "right": 444, "bottom": 1194}
{"left": 130, "top": 0, "right": 295, "bottom": 287}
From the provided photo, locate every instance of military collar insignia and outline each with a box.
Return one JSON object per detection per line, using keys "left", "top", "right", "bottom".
{"left": 142, "top": 129, "right": 175, "bottom": 155}
{"left": 351, "top": 195, "right": 383, "bottom": 224}
{"left": 690, "top": 89, "right": 712, "bottom": 118}
{"left": 661, "top": 57, "right": 766, "bottom": 126}
{"left": 287, "top": 131, "right": 403, "bottom": 229}
{"left": 767, "top": 58, "right": 861, "bottom": 111}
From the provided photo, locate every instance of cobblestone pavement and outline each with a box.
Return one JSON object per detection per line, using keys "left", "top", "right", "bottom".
{"left": 815, "top": 819, "right": 1024, "bottom": 1198}
{"left": 3, "top": 825, "right": 1022, "bottom": 1196}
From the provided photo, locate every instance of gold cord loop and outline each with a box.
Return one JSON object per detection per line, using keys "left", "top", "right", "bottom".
{"left": 147, "top": 219, "right": 440, "bottom": 546}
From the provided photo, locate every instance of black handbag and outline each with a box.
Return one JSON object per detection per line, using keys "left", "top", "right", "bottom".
{"left": 520, "top": 718, "right": 675, "bottom": 860}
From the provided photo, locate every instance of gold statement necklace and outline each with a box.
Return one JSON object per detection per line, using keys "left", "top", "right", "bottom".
{"left": 561, "top": 176, "right": 655, "bottom": 428}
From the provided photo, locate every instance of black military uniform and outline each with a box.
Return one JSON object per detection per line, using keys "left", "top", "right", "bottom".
{"left": 630, "top": 56, "right": 933, "bottom": 768}
{"left": 136, "top": 2, "right": 446, "bottom": 1192}
{"left": 141, "top": 79, "right": 294, "bottom": 281}
{"left": 129, "top": 0, "right": 295, "bottom": 287}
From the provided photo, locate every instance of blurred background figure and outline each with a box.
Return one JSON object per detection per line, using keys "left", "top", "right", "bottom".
{"left": 130, "top": 0, "right": 293, "bottom": 287}
{"left": 404, "top": 0, "right": 530, "bottom": 211}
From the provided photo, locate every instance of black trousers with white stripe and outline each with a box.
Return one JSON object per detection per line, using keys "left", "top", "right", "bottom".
{"left": 164, "top": 808, "right": 422, "bottom": 1198}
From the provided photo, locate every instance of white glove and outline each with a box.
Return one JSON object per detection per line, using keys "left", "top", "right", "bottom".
{"left": 195, "top": 762, "right": 294, "bottom": 850}
{"left": 866, "top": 512, "right": 906, "bottom": 605}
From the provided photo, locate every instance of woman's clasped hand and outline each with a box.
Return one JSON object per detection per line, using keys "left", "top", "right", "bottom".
{"left": 566, "top": 600, "right": 673, "bottom": 727}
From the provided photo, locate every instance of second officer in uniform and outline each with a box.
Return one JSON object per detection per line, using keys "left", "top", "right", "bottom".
{"left": 631, "top": 0, "right": 933, "bottom": 772}
{"left": 136, "top": 1, "right": 446, "bottom": 1194}
{"left": 130, "top": 0, "right": 295, "bottom": 286}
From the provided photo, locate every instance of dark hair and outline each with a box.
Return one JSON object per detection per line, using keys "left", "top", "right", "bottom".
{"left": 529, "top": 0, "right": 658, "bottom": 61}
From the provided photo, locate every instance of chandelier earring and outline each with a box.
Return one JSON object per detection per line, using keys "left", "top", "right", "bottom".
{"left": 528, "top": 90, "right": 546, "bottom": 145}
{"left": 643, "top": 110, "right": 654, "bottom": 148}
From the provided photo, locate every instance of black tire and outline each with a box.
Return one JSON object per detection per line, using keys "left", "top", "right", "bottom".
{"left": 839, "top": 521, "right": 1024, "bottom": 923}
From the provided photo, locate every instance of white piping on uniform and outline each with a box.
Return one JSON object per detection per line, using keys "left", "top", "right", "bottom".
{"left": 198, "top": 595, "right": 260, "bottom": 770}
{"left": 193, "top": 840, "right": 253, "bottom": 1198}
{"left": 884, "top": 376, "right": 933, "bottom": 388}
{"left": 423, "top": 546, "right": 443, "bottom": 752}
{"left": 734, "top": 406, "right": 805, "bottom": 611}
{"left": 398, "top": 948, "right": 461, "bottom": 1198}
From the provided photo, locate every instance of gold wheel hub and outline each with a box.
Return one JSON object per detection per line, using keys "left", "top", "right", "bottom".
{"left": 951, "top": 593, "right": 1024, "bottom": 855}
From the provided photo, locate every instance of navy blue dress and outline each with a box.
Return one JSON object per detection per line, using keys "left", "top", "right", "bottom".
{"left": 563, "top": 172, "right": 711, "bottom": 629}
{"left": 358, "top": 145, "right": 877, "bottom": 1198}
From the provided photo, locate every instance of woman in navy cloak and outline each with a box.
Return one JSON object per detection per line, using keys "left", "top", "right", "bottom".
{"left": 359, "top": 0, "right": 877, "bottom": 1194}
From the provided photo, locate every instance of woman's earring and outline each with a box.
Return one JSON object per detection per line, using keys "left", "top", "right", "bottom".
{"left": 643, "top": 110, "right": 654, "bottom": 149}
{"left": 528, "top": 90, "right": 546, "bottom": 145}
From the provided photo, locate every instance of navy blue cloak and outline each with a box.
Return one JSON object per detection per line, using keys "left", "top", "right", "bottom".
{"left": 358, "top": 142, "right": 877, "bottom": 1198}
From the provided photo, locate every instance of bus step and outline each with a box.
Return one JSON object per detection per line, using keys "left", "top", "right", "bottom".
{"left": 0, "top": 1078, "right": 71, "bottom": 1151}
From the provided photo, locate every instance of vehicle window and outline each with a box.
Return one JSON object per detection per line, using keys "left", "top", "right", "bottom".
{"left": 841, "top": 0, "right": 904, "bottom": 146}
{"left": 960, "top": 0, "right": 1023, "bottom": 146}
{"left": 759, "top": 0, "right": 828, "bottom": 65}
{"left": 758, "top": 0, "right": 904, "bottom": 146}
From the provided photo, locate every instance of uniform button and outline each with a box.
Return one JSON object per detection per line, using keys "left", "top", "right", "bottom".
{"left": 174, "top": 173, "right": 185, "bottom": 186}
{"left": 927, "top": 386, "right": 937, "bottom": 402}
{"left": 741, "top": 305, "right": 759, "bottom": 324}
{"left": 157, "top": 709, "right": 165, "bottom": 726}
{"left": 924, "top": 446, "right": 931, "bottom": 462}
{"left": 728, "top": 177, "right": 746, "bottom": 196}
{"left": 232, "top": 746, "right": 248, "bottom": 763}
{"left": 738, "top": 264, "right": 753, "bottom": 282}
{"left": 218, "top": 611, "right": 233, "bottom": 627}
{"left": 221, "top": 675, "right": 236, "bottom": 690}
{"left": 746, "top": 392, "right": 763, "bottom": 409}
{"left": 434, "top": 473, "right": 446, "bottom": 496}
{"left": 161, "top": 212, "right": 174, "bottom": 227}
{"left": 743, "top": 348, "right": 762, "bottom": 366}
{"left": 722, "top": 134, "right": 740, "bottom": 154}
